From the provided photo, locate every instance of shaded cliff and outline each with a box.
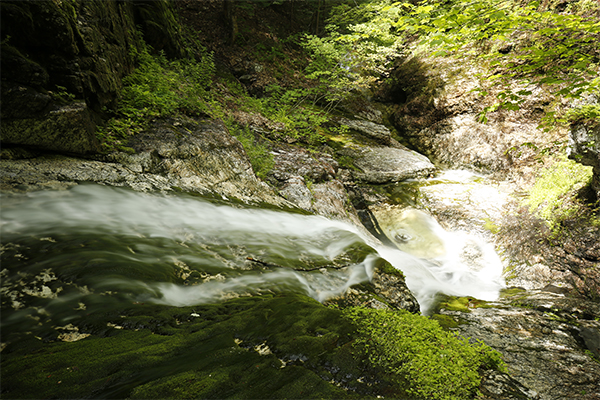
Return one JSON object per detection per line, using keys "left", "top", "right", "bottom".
{"left": 0, "top": 0, "right": 186, "bottom": 154}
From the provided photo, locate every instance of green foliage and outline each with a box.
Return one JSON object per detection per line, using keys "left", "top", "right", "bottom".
{"left": 565, "top": 104, "right": 600, "bottom": 124}
{"left": 302, "top": 0, "right": 405, "bottom": 102}
{"left": 227, "top": 82, "right": 329, "bottom": 145}
{"left": 301, "top": 0, "right": 599, "bottom": 128}
{"left": 400, "top": 0, "right": 600, "bottom": 126}
{"left": 228, "top": 124, "right": 274, "bottom": 179}
{"left": 98, "top": 43, "right": 214, "bottom": 152}
{"left": 524, "top": 155, "right": 593, "bottom": 231}
{"left": 344, "top": 307, "right": 506, "bottom": 400}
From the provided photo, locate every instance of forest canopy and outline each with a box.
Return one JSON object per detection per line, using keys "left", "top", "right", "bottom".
{"left": 302, "top": 0, "right": 600, "bottom": 125}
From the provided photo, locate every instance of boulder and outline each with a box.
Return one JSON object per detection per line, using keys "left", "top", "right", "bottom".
{"left": 339, "top": 145, "right": 435, "bottom": 184}
{"left": 1, "top": 101, "right": 100, "bottom": 154}
{"left": 338, "top": 118, "right": 392, "bottom": 145}
{"left": 438, "top": 290, "right": 600, "bottom": 400}
{"left": 0, "top": 117, "right": 289, "bottom": 207}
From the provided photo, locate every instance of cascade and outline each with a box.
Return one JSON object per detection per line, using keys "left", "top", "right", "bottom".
{"left": 1, "top": 182, "right": 504, "bottom": 328}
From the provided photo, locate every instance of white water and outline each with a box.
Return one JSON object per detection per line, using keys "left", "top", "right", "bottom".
{"left": 1, "top": 184, "right": 504, "bottom": 314}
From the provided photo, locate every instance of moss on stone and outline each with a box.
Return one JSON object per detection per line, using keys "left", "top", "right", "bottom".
{"left": 430, "top": 313, "right": 460, "bottom": 330}
{"left": 1, "top": 294, "right": 373, "bottom": 399}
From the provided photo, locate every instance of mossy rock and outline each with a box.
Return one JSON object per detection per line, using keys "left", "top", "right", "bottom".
{"left": 435, "top": 295, "right": 492, "bottom": 313}
{"left": 0, "top": 294, "right": 382, "bottom": 399}
{"left": 430, "top": 313, "right": 460, "bottom": 330}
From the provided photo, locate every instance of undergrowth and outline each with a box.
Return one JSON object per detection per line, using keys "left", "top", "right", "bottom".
{"left": 344, "top": 307, "right": 506, "bottom": 400}
{"left": 227, "top": 123, "right": 274, "bottom": 180}
{"left": 523, "top": 155, "right": 593, "bottom": 234}
{"left": 97, "top": 43, "right": 214, "bottom": 153}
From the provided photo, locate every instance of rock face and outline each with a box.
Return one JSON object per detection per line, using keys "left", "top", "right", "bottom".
{"left": 0, "top": 0, "right": 185, "bottom": 154}
{"left": 0, "top": 117, "right": 289, "bottom": 207}
{"left": 569, "top": 121, "right": 600, "bottom": 201}
{"left": 1, "top": 102, "right": 100, "bottom": 154}
{"left": 338, "top": 118, "right": 392, "bottom": 145}
{"left": 438, "top": 289, "right": 600, "bottom": 400}
{"left": 384, "top": 57, "right": 559, "bottom": 177}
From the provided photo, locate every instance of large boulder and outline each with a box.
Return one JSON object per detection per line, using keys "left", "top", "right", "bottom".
{"left": 0, "top": 117, "right": 289, "bottom": 207}
{"left": 340, "top": 144, "right": 435, "bottom": 184}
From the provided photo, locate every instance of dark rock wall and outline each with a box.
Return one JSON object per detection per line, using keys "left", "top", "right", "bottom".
{"left": 0, "top": 0, "right": 184, "bottom": 155}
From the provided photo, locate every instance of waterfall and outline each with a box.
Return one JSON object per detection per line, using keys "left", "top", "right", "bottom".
{"left": 1, "top": 184, "right": 504, "bottom": 318}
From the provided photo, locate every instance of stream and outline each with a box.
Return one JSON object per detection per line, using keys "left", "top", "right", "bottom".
{"left": 1, "top": 177, "right": 504, "bottom": 340}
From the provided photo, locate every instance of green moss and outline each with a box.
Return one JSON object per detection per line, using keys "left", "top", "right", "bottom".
{"left": 500, "top": 287, "right": 528, "bottom": 299}
{"left": 375, "top": 259, "right": 405, "bottom": 279}
{"left": 344, "top": 307, "right": 506, "bottom": 400}
{"left": 436, "top": 295, "right": 492, "bottom": 313}
{"left": 0, "top": 294, "right": 372, "bottom": 399}
{"left": 524, "top": 155, "right": 593, "bottom": 231}
{"left": 430, "top": 313, "right": 460, "bottom": 330}
{"left": 483, "top": 217, "right": 500, "bottom": 234}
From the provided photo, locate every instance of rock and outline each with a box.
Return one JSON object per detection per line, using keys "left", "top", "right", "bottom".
{"left": 0, "top": 0, "right": 189, "bottom": 153}
{"left": 579, "top": 323, "right": 600, "bottom": 360}
{"left": 0, "top": 117, "right": 289, "bottom": 207}
{"left": 325, "top": 260, "right": 420, "bottom": 313}
{"left": 478, "top": 370, "right": 539, "bottom": 400}
{"left": 279, "top": 176, "right": 313, "bottom": 210}
{"left": 339, "top": 145, "right": 435, "bottom": 184}
{"left": 568, "top": 121, "right": 600, "bottom": 201}
{"left": 269, "top": 144, "right": 338, "bottom": 184}
{"left": 438, "top": 290, "right": 600, "bottom": 400}
{"left": 385, "top": 56, "right": 558, "bottom": 177}
{"left": 1, "top": 101, "right": 100, "bottom": 154}
{"left": 338, "top": 118, "right": 392, "bottom": 144}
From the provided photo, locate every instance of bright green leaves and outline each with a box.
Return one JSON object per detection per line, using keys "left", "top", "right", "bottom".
{"left": 523, "top": 155, "right": 593, "bottom": 233}
{"left": 98, "top": 43, "right": 214, "bottom": 152}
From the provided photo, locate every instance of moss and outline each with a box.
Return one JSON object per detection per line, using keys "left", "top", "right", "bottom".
{"left": 0, "top": 294, "right": 375, "bottom": 399}
{"left": 375, "top": 259, "right": 405, "bottom": 279}
{"left": 524, "top": 155, "right": 593, "bottom": 232}
{"left": 430, "top": 313, "right": 460, "bottom": 330}
{"left": 436, "top": 295, "right": 492, "bottom": 313}
{"left": 344, "top": 307, "right": 506, "bottom": 400}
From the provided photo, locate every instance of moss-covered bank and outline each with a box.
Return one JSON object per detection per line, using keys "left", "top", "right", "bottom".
{"left": 1, "top": 293, "right": 504, "bottom": 400}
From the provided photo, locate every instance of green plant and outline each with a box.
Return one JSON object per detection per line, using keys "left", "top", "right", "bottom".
{"left": 344, "top": 307, "right": 506, "bottom": 400}
{"left": 98, "top": 43, "right": 214, "bottom": 152}
{"left": 524, "top": 155, "right": 593, "bottom": 231}
{"left": 228, "top": 124, "right": 274, "bottom": 180}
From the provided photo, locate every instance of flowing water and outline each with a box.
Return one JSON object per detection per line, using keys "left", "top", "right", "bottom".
{"left": 1, "top": 180, "right": 504, "bottom": 338}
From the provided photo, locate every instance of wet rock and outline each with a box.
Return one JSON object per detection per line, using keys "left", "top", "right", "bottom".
{"left": 439, "top": 290, "right": 600, "bottom": 400}
{"left": 1, "top": 101, "right": 100, "bottom": 154}
{"left": 338, "top": 118, "right": 392, "bottom": 145}
{"left": 326, "top": 261, "right": 420, "bottom": 313}
{"left": 339, "top": 145, "right": 435, "bottom": 184}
